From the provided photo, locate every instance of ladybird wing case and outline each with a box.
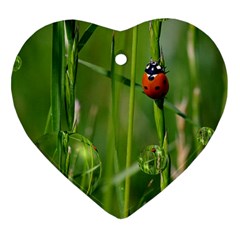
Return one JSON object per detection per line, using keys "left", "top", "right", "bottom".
{"left": 11, "top": 19, "right": 227, "bottom": 218}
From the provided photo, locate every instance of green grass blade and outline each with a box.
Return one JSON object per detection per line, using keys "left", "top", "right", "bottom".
{"left": 77, "top": 24, "right": 98, "bottom": 52}
{"left": 78, "top": 58, "right": 142, "bottom": 89}
{"left": 154, "top": 99, "right": 165, "bottom": 146}
{"left": 149, "top": 19, "right": 169, "bottom": 191}
{"left": 65, "top": 20, "right": 76, "bottom": 43}
{"left": 44, "top": 106, "right": 52, "bottom": 134}
{"left": 64, "top": 21, "right": 80, "bottom": 131}
{"left": 51, "top": 21, "right": 65, "bottom": 132}
{"left": 160, "top": 135, "right": 171, "bottom": 190}
{"left": 102, "top": 32, "right": 116, "bottom": 214}
{"left": 164, "top": 100, "right": 200, "bottom": 127}
{"left": 124, "top": 26, "right": 138, "bottom": 217}
{"left": 149, "top": 19, "right": 162, "bottom": 61}
{"left": 106, "top": 162, "right": 139, "bottom": 186}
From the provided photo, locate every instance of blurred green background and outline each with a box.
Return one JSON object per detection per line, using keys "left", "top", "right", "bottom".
{"left": 12, "top": 19, "right": 227, "bottom": 217}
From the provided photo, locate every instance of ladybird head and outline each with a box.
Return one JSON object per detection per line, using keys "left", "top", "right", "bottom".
{"left": 145, "top": 60, "right": 165, "bottom": 80}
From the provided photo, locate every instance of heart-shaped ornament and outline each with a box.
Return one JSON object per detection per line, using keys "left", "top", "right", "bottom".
{"left": 11, "top": 19, "right": 227, "bottom": 218}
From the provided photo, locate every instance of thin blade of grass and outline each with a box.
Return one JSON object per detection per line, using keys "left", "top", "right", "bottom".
{"left": 154, "top": 99, "right": 165, "bottom": 146}
{"left": 102, "top": 32, "right": 116, "bottom": 213}
{"left": 77, "top": 24, "right": 98, "bottom": 52}
{"left": 105, "top": 162, "right": 139, "bottom": 187}
{"left": 164, "top": 100, "right": 199, "bottom": 127}
{"left": 78, "top": 58, "right": 142, "bottom": 89}
{"left": 124, "top": 26, "right": 138, "bottom": 218}
{"left": 65, "top": 20, "right": 76, "bottom": 43}
{"left": 64, "top": 21, "right": 80, "bottom": 131}
{"left": 51, "top": 21, "right": 65, "bottom": 132}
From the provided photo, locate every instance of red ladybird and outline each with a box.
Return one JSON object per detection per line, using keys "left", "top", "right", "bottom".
{"left": 142, "top": 60, "right": 169, "bottom": 99}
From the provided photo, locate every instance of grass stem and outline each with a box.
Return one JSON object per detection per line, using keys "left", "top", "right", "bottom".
{"left": 149, "top": 19, "right": 171, "bottom": 191}
{"left": 154, "top": 98, "right": 165, "bottom": 146}
{"left": 65, "top": 21, "right": 80, "bottom": 131}
{"left": 51, "top": 21, "right": 65, "bottom": 132}
{"left": 187, "top": 25, "right": 201, "bottom": 155}
{"left": 103, "top": 32, "right": 117, "bottom": 213}
{"left": 123, "top": 26, "right": 138, "bottom": 217}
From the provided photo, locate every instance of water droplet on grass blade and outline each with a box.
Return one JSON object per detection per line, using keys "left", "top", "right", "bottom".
{"left": 196, "top": 127, "right": 214, "bottom": 146}
{"left": 36, "top": 132, "right": 102, "bottom": 194}
{"left": 13, "top": 56, "right": 22, "bottom": 72}
{"left": 138, "top": 145, "right": 167, "bottom": 175}
{"left": 67, "top": 133, "right": 102, "bottom": 193}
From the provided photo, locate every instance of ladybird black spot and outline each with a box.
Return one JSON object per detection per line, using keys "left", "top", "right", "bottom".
{"left": 144, "top": 86, "right": 148, "bottom": 90}
{"left": 155, "top": 86, "right": 160, "bottom": 90}
{"left": 163, "top": 79, "right": 167, "bottom": 84}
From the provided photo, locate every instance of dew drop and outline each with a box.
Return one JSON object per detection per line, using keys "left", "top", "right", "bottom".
{"left": 138, "top": 145, "right": 167, "bottom": 175}
{"left": 36, "top": 132, "right": 102, "bottom": 193}
{"left": 13, "top": 55, "right": 22, "bottom": 72}
{"left": 196, "top": 127, "right": 214, "bottom": 146}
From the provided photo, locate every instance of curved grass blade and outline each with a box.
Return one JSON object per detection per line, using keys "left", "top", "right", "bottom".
{"left": 123, "top": 25, "right": 138, "bottom": 217}
{"left": 164, "top": 100, "right": 200, "bottom": 127}
{"left": 78, "top": 58, "right": 142, "bottom": 89}
{"left": 77, "top": 24, "right": 98, "bottom": 52}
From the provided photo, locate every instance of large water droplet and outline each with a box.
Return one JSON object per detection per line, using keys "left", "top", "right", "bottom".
{"left": 36, "top": 132, "right": 102, "bottom": 194}
{"left": 138, "top": 145, "right": 167, "bottom": 175}
{"left": 196, "top": 127, "right": 214, "bottom": 146}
